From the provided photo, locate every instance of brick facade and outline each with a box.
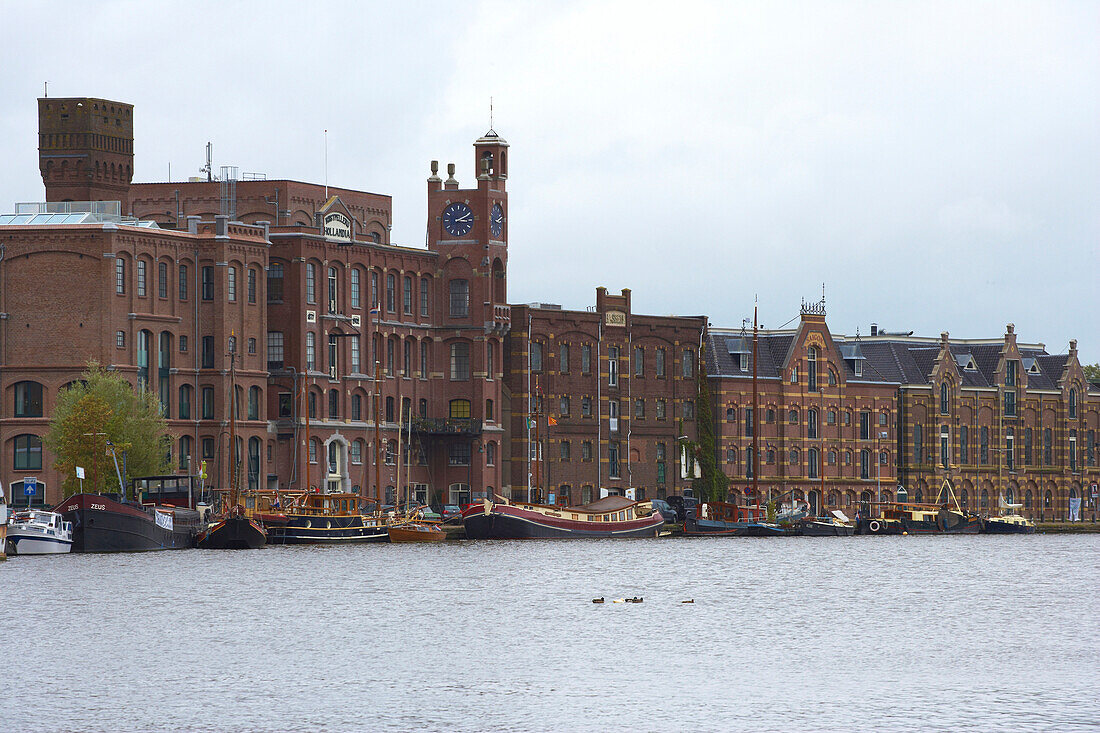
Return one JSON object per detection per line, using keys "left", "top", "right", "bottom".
{"left": 506, "top": 289, "right": 706, "bottom": 503}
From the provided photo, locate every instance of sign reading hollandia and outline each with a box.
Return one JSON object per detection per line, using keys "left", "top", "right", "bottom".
{"left": 323, "top": 212, "right": 352, "bottom": 242}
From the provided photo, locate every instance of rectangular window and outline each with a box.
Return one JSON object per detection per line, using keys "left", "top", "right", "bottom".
{"left": 531, "top": 342, "right": 543, "bottom": 372}
{"left": 267, "top": 332, "right": 284, "bottom": 370}
{"left": 560, "top": 343, "right": 569, "bottom": 373}
{"left": 420, "top": 278, "right": 429, "bottom": 317}
{"left": 227, "top": 267, "right": 237, "bottom": 302}
{"left": 656, "top": 399, "right": 666, "bottom": 420}
{"left": 386, "top": 274, "right": 396, "bottom": 312}
{"left": 202, "top": 336, "right": 214, "bottom": 369}
{"left": 178, "top": 264, "right": 188, "bottom": 300}
{"left": 158, "top": 261, "right": 168, "bottom": 298}
{"left": 248, "top": 268, "right": 257, "bottom": 304}
{"left": 116, "top": 330, "right": 126, "bottom": 348}
{"left": 1004, "top": 390, "right": 1016, "bottom": 416}
{"left": 179, "top": 335, "right": 188, "bottom": 353}
{"left": 421, "top": 341, "right": 428, "bottom": 378}
{"left": 351, "top": 336, "right": 361, "bottom": 373}
{"left": 116, "top": 258, "right": 125, "bottom": 294}
{"left": 306, "top": 332, "right": 316, "bottom": 371}
{"left": 745, "top": 407, "right": 753, "bottom": 437}
{"left": 202, "top": 386, "right": 214, "bottom": 419}
{"left": 449, "top": 442, "right": 472, "bottom": 466}
{"left": 980, "top": 426, "right": 989, "bottom": 465}
{"left": 655, "top": 348, "right": 665, "bottom": 378}
{"left": 581, "top": 397, "right": 592, "bottom": 417}
{"left": 202, "top": 266, "right": 214, "bottom": 301}
{"left": 860, "top": 411, "right": 870, "bottom": 440}
{"left": 403, "top": 276, "right": 412, "bottom": 314}
{"left": 960, "top": 426, "right": 969, "bottom": 464}
{"left": 582, "top": 441, "right": 593, "bottom": 461}
{"left": 449, "top": 279, "right": 469, "bottom": 317}
{"left": 560, "top": 396, "right": 570, "bottom": 415}
{"left": 581, "top": 344, "right": 592, "bottom": 374}
{"left": 450, "top": 343, "right": 470, "bottom": 380}
{"left": 634, "top": 398, "right": 645, "bottom": 419}
{"left": 351, "top": 269, "right": 361, "bottom": 309}
{"left": 608, "top": 347, "right": 619, "bottom": 387}
{"left": 683, "top": 400, "right": 695, "bottom": 420}
{"left": 1005, "top": 360, "right": 1017, "bottom": 387}
{"left": 137, "top": 260, "right": 147, "bottom": 297}
{"left": 306, "top": 264, "right": 316, "bottom": 304}
{"left": 634, "top": 346, "right": 644, "bottom": 377}
{"left": 267, "top": 263, "right": 283, "bottom": 302}
{"left": 609, "top": 442, "right": 621, "bottom": 479}
{"left": 371, "top": 271, "right": 379, "bottom": 308}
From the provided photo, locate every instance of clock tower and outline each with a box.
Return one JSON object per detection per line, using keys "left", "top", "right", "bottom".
{"left": 427, "top": 129, "right": 509, "bottom": 312}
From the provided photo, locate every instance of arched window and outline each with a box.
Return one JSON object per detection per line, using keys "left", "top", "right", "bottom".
{"left": 351, "top": 394, "right": 362, "bottom": 421}
{"left": 328, "top": 389, "right": 339, "bottom": 419}
{"left": 1024, "top": 490, "right": 1033, "bottom": 509}
{"left": 308, "top": 438, "right": 319, "bottom": 465}
{"left": 328, "top": 267, "right": 338, "bottom": 310}
{"left": 350, "top": 268, "right": 361, "bottom": 309}
{"left": 137, "top": 330, "right": 152, "bottom": 390}
{"left": 808, "top": 409, "right": 818, "bottom": 439}
{"left": 913, "top": 423, "right": 923, "bottom": 463}
{"left": 350, "top": 439, "right": 364, "bottom": 465}
{"left": 386, "top": 273, "right": 396, "bottom": 312}
{"left": 808, "top": 448, "right": 819, "bottom": 478}
{"left": 13, "top": 434, "right": 43, "bottom": 470}
{"left": 179, "top": 435, "right": 192, "bottom": 471}
{"left": 13, "top": 381, "right": 44, "bottom": 417}
{"left": 450, "top": 399, "right": 471, "bottom": 419}
{"left": 789, "top": 449, "right": 799, "bottom": 465}
{"left": 486, "top": 441, "right": 496, "bottom": 466}
{"left": 159, "top": 331, "right": 172, "bottom": 417}
{"left": 860, "top": 449, "right": 870, "bottom": 479}
{"left": 1069, "top": 388, "right": 1077, "bottom": 418}
{"left": 178, "top": 384, "right": 192, "bottom": 420}
{"left": 305, "top": 263, "right": 316, "bottom": 304}
{"left": 788, "top": 409, "right": 798, "bottom": 424}
{"left": 248, "top": 437, "right": 261, "bottom": 489}
{"left": 807, "top": 347, "right": 818, "bottom": 391}
{"left": 248, "top": 386, "right": 261, "bottom": 421}
{"left": 940, "top": 382, "right": 949, "bottom": 414}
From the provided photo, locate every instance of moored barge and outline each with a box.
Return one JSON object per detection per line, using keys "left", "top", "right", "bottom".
{"left": 461, "top": 495, "right": 665, "bottom": 539}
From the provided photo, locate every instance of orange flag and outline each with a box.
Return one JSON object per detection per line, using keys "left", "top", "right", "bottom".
{"left": 547, "top": 416, "right": 558, "bottom": 426}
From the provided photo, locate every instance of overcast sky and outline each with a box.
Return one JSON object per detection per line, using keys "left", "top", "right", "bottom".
{"left": 2, "top": 1, "right": 1096, "bottom": 363}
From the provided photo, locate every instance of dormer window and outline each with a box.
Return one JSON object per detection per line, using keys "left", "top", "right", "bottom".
{"left": 854, "top": 360, "right": 862, "bottom": 377}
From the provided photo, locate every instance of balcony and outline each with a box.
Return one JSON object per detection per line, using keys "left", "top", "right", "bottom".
{"left": 412, "top": 416, "right": 483, "bottom": 436}
{"left": 485, "top": 304, "right": 511, "bottom": 335}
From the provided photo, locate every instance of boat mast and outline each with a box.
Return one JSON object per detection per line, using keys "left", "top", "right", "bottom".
{"left": 534, "top": 374, "right": 541, "bottom": 503}
{"left": 374, "top": 357, "right": 382, "bottom": 511}
{"left": 752, "top": 304, "right": 759, "bottom": 513}
{"left": 229, "top": 338, "right": 238, "bottom": 509}
{"left": 395, "top": 387, "right": 404, "bottom": 511}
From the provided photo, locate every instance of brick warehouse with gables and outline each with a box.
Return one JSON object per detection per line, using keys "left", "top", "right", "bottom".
{"left": 1, "top": 94, "right": 1096, "bottom": 518}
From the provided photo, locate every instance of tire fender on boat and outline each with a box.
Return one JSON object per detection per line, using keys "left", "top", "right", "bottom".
{"left": 869, "top": 520, "right": 881, "bottom": 533}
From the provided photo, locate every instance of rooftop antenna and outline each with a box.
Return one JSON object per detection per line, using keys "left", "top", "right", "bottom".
{"left": 43, "top": 81, "right": 48, "bottom": 98}
{"left": 202, "top": 142, "right": 213, "bottom": 182}
{"left": 490, "top": 97, "right": 494, "bottom": 129}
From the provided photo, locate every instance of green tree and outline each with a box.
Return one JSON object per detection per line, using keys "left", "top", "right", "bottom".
{"left": 46, "top": 362, "right": 171, "bottom": 497}
{"left": 1083, "top": 363, "right": 1100, "bottom": 383}
{"left": 692, "top": 343, "right": 729, "bottom": 504}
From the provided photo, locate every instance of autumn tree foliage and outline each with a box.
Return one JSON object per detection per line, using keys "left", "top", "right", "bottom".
{"left": 46, "top": 362, "right": 171, "bottom": 497}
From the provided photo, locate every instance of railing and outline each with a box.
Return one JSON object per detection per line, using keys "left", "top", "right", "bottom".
{"left": 411, "top": 416, "right": 483, "bottom": 435}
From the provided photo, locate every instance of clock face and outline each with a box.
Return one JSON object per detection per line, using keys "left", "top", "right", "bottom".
{"left": 442, "top": 202, "right": 474, "bottom": 237}
{"left": 490, "top": 203, "right": 504, "bottom": 238}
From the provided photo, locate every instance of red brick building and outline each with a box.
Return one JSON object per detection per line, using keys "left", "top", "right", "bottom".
{"left": 0, "top": 96, "right": 508, "bottom": 508}
{"left": 506, "top": 288, "right": 707, "bottom": 503}
{"left": 705, "top": 302, "right": 899, "bottom": 516}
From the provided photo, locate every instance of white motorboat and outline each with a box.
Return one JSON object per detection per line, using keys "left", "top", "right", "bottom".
{"left": 7, "top": 510, "right": 73, "bottom": 555}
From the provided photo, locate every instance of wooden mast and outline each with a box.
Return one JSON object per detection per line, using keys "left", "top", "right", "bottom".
{"left": 229, "top": 337, "right": 238, "bottom": 509}
{"left": 752, "top": 305, "right": 759, "bottom": 513}
{"left": 533, "top": 374, "right": 541, "bottom": 503}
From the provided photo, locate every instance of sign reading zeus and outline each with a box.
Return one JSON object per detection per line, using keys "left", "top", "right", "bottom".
{"left": 324, "top": 212, "right": 352, "bottom": 242}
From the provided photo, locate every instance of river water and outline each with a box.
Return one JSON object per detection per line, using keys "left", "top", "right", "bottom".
{"left": 1, "top": 534, "right": 1097, "bottom": 732}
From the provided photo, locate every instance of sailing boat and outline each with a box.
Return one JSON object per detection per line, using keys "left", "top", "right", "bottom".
{"left": 686, "top": 306, "right": 789, "bottom": 537}
{"left": 196, "top": 341, "right": 267, "bottom": 549}
{"left": 388, "top": 394, "right": 444, "bottom": 543}
{"left": 981, "top": 493, "right": 1036, "bottom": 534}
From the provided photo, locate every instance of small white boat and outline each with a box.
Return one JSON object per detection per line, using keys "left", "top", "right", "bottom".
{"left": 7, "top": 510, "right": 73, "bottom": 555}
